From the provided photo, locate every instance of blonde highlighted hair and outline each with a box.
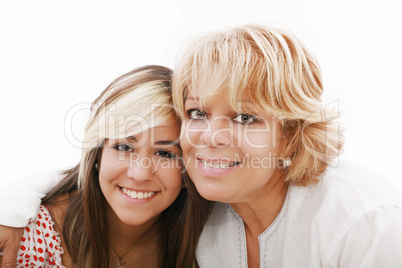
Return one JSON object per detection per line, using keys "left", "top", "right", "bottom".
{"left": 173, "top": 24, "right": 344, "bottom": 185}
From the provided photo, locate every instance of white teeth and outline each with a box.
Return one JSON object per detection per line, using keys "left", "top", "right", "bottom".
{"left": 121, "top": 188, "right": 155, "bottom": 199}
{"left": 202, "top": 161, "right": 233, "bottom": 168}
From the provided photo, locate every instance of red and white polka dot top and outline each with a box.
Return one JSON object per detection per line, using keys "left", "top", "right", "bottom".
{"left": 0, "top": 205, "right": 65, "bottom": 268}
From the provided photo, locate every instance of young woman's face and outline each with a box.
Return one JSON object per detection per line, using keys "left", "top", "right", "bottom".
{"left": 99, "top": 124, "right": 182, "bottom": 226}
{"left": 181, "top": 89, "right": 287, "bottom": 204}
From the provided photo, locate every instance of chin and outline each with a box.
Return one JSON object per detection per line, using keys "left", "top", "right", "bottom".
{"left": 195, "top": 183, "right": 232, "bottom": 203}
{"left": 123, "top": 217, "right": 151, "bottom": 226}
{"left": 117, "top": 213, "right": 151, "bottom": 226}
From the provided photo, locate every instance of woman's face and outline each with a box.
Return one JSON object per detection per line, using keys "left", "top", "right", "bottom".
{"left": 181, "top": 89, "right": 287, "bottom": 204}
{"left": 99, "top": 124, "right": 182, "bottom": 226}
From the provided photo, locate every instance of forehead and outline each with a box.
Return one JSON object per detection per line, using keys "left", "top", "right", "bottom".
{"left": 185, "top": 87, "right": 262, "bottom": 115}
{"left": 130, "top": 124, "right": 180, "bottom": 140}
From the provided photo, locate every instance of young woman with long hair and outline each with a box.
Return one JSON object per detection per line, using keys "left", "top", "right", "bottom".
{"left": 0, "top": 65, "right": 207, "bottom": 267}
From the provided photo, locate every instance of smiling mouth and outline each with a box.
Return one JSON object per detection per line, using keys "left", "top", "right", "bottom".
{"left": 199, "top": 159, "right": 241, "bottom": 168}
{"left": 120, "top": 187, "right": 156, "bottom": 199}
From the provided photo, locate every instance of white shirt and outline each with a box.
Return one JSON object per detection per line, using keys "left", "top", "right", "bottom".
{"left": 0, "top": 170, "right": 63, "bottom": 227}
{"left": 196, "top": 160, "right": 402, "bottom": 267}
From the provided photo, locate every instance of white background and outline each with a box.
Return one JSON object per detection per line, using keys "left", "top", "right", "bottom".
{"left": 1, "top": 0, "right": 401, "bottom": 195}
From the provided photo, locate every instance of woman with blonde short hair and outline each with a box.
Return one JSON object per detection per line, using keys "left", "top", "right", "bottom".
{"left": 173, "top": 24, "right": 402, "bottom": 267}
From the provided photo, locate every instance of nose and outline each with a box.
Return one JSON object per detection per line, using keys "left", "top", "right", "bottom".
{"left": 127, "top": 154, "right": 155, "bottom": 182}
{"left": 200, "top": 115, "right": 232, "bottom": 148}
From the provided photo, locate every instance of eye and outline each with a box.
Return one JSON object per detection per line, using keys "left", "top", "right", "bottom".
{"left": 155, "top": 150, "right": 177, "bottom": 159}
{"left": 232, "top": 114, "right": 258, "bottom": 124}
{"left": 187, "top": 108, "right": 206, "bottom": 120}
{"left": 113, "top": 144, "right": 134, "bottom": 152}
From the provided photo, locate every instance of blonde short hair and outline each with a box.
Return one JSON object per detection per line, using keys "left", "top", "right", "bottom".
{"left": 79, "top": 65, "right": 178, "bottom": 187}
{"left": 173, "top": 24, "right": 343, "bottom": 185}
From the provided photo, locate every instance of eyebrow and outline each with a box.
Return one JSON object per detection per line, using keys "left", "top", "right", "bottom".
{"left": 127, "top": 136, "right": 180, "bottom": 149}
{"left": 127, "top": 136, "right": 137, "bottom": 142}
{"left": 186, "top": 94, "right": 252, "bottom": 104}
{"left": 185, "top": 95, "right": 199, "bottom": 101}
{"left": 155, "top": 140, "right": 181, "bottom": 149}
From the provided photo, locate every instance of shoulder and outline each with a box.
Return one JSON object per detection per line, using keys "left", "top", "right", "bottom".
{"left": 323, "top": 160, "right": 402, "bottom": 265}
{"left": 320, "top": 158, "right": 402, "bottom": 215}
{"left": 304, "top": 158, "right": 402, "bottom": 230}
{"left": 288, "top": 158, "right": 402, "bottom": 265}
{"left": 17, "top": 204, "right": 65, "bottom": 267}
{"left": 288, "top": 158, "right": 402, "bottom": 222}
{"left": 329, "top": 204, "right": 402, "bottom": 266}
{"left": 44, "top": 193, "right": 72, "bottom": 226}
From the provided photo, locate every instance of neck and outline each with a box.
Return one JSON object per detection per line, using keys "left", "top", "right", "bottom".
{"left": 107, "top": 208, "right": 160, "bottom": 253}
{"left": 230, "top": 171, "right": 288, "bottom": 236}
{"left": 106, "top": 207, "right": 160, "bottom": 268}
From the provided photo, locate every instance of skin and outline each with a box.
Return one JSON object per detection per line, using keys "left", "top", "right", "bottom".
{"left": 181, "top": 89, "right": 289, "bottom": 267}
{"left": 99, "top": 125, "right": 182, "bottom": 227}
{"left": 0, "top": 226, "right": 23, "bottom": 268}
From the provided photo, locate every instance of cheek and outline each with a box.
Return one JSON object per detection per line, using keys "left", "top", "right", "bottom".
{"left": 243, "top": 132, "right": 270, "bottom": 148}
{"left": 99, "top": 153, "right": 127, "bottom": 184}
{"left": 241, "top": 127, "right": 283, "bottom": 153}
{"left": 161, "top": 167, "right": 183, "bottom": 194}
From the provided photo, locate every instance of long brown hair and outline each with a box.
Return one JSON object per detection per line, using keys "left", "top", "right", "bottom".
{"left": 175, "top": 172, "right": 213, "bottom": 267}
{"left": 42, "top": 65, "right": 207, "bottom": 267}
